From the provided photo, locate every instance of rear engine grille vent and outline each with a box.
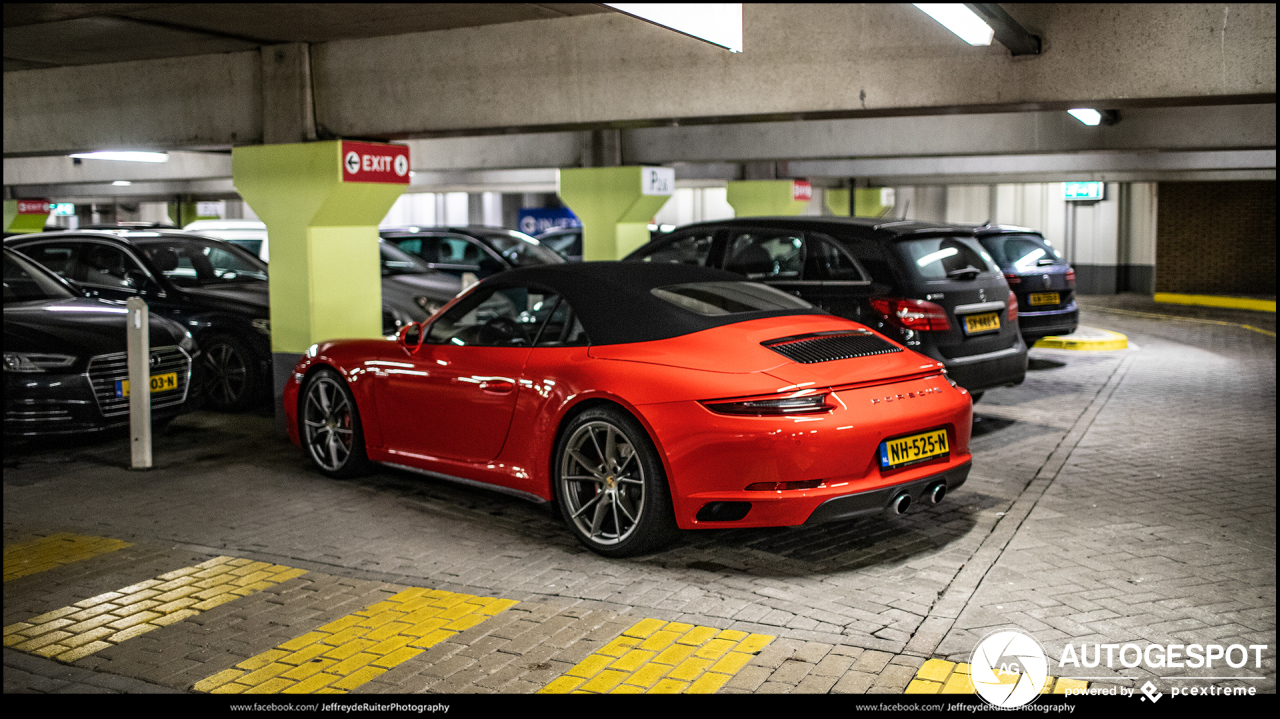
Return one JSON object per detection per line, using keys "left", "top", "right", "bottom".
{"left": 763, "top": 330, "right": 903, "bottom": 364}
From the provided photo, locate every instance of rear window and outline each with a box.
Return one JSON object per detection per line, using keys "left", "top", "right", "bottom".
{"left": 895, "top": 237, "right": 995, "bottom": 281}
{"left": 651, "top": 281, "right": 813, "bottom": 316}
{"left": 978, "top": 233, "right": 1065, "bottom": 271}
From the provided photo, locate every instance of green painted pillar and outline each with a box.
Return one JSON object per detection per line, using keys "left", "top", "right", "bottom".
{"left": 854, "top": 188, "right": 896, "bottom": 218}
{"left": 557, "top": 167, "right": 674, "bottom": 261}
{"left": 824, "top": 188, "right": 851, "bottom": 217}
{"left": 167, "top": 202, "right": 201, "bottom": 227}
{"left": 725, "top": 180, "right": 812, "bottom": 217}
{"left": 4, "top": 199, "right": 51, "bottom": 233}
{"left": 232, "top": 140, "right": 409, "bottom": 427}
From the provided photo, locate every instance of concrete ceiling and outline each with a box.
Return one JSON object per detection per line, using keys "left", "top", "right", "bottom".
{"left": 2, "top": 3, "right": 609, "bottom": 70}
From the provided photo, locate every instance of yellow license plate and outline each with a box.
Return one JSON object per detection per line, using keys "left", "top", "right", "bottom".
{"left": 1029, "top": 292, "right": 1060, "bottom": 306}
{"left": 115, "top": 372, "right": 178, "bottom": 398}
{"left": 880, "top": 428, "right": 949, "bottom": 469}
{"left": 963, "top": 312, "right": 1001, "bottom": 335}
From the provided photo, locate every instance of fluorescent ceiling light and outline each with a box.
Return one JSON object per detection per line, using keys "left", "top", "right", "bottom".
{"left": 606, "top": 3, "right": 742, "bottom": 53}
{"left": 111, "top": 180, "right": 132, "bottom": 186}
{"left": 913, "top": 4, "right": 994, "bottom": 46}
{"left": 69, "top": 151, "right": 169, "bottom": 163}
{"left": 1068, "top": 108, "right": 1103, "bottom": 126}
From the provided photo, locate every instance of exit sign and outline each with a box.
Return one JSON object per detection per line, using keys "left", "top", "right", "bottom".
{"left": 1063, "top": 182, "right": 1105, "bottom": 201}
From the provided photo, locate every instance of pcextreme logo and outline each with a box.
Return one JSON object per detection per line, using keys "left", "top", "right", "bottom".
{"left": 970, "top": 630, "right": 1050, "bottom": 708}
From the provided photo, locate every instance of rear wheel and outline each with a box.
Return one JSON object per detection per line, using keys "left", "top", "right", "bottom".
{"left": 300, "top": 368, "right": 370, "bottom": 479}
{"left": 201, "top": 334, "right": 263, "bottom": 411}
{"left": 555, "top": 406, "right": 678, "bottom": 557}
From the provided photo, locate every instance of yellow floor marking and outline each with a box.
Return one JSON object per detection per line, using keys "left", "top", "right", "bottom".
{"left": 3, "top": 556, "right": 306, "bottom": 662}
{"left": 1087, "top": 305, "right": 1277, "bottom": 338}
{"left": 193, "top": 588, "right": 517, "bottom": 694}
{"left": 906, "top": 659, "right": 1088, "bottom": 695}
{"left": 538, "top": 619, "right": 773, "bottom": 695}
{"left": 4, "top": 533, "right": 132, "bottom": 582}
{"left": 1154, "top": 293, "right": 1275, "bottom": 314}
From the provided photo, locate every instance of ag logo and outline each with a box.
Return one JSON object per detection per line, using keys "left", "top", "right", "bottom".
{"left": 345, "top": 151, "right": 361, "bottom": 174}
{"left": 970, "top": 630, "right": 1048, "bottom": 708}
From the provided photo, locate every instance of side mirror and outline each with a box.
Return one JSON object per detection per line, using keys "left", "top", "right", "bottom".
{"left": 124, "top": 269, "right": 150, "bottom": 289}
{"left": 397, "top": 322, "right": 424, "bottom": 352}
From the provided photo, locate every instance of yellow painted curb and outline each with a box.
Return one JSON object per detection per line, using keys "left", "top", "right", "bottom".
{"left": 1154, "top": 293, "right": 1276, "bottom": 313}
{"left": 1034, "top": 328, "right": 1128, "bottom": 351}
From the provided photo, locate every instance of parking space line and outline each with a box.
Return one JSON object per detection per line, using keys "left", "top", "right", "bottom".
{"left": 2, "top": 555, "right": 306, "bottom": 662}
{"left": 905, "top": 658, "right": 1088, "bottom": 695}
{"left": 3, "top": 533, "right": 133, "bottom": 582}
{"left": 538, "top": 619, "right": 774, "bottom": 694}
{"left": 192, "top": 587, "right": 518, "bottom": 694}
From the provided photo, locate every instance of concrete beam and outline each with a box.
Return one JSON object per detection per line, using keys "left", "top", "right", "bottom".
{"left": 3, "top": 151, "right": 231, "bottom": 186}
{"left": 7, "top": 178, "right": 238, "bottom": 203}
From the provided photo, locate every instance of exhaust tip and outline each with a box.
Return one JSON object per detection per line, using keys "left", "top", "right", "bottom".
{"left": 891, "top": 493, "right": 912, "bottom": 515}
{"left": 928, "top": 483, "right": 947, "bottom": 505}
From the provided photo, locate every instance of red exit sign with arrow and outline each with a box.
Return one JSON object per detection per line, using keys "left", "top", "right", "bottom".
{"left": 341, "top": 141, "right": 410, "bottom": 184}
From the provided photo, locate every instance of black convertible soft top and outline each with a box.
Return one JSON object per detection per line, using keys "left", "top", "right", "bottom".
{"left": 479, "top": 261, "right": 828, "bottom": 346}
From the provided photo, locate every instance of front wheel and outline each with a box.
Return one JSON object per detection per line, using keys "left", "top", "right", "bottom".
{"left": 201, "top": 334, "right": 263, "bottom": 411}
{"left": 555, "top": 406, "right": 678, "bottom": 557}
{"left": 300, "top": 368, "right": 370, "bottom": 479}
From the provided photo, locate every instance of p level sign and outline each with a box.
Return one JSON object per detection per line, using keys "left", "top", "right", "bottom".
{"left": 342, "top": 141, "right": 410, "bottom": 184}
{"left": 1063, "top": 181, "right": 1104, "bottom": 202}
{"left": 641, "top": 167, "right": 675, "bottom": 196}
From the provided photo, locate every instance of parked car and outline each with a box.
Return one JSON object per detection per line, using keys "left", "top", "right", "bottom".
{"left": 183, "top": 220, "right": 461, "bottom": 327}
{"left": 971, "top": 225, "right": 1078, "bottom": 344}
{"left": 6, "top": 229, "right": 272, "bottom": 411}
{"left": 284, "top": 262, "right": 973, "bottom": 556}
{"left": 535, "top": 226, "right": 582, "bottom": 261}
{"left": 4, "top": 247, "right": 200, "bottom": 437}
{"left": 380, "top": 226, "right": 565, "bottom": 280}
{"left": 622, "top": 217, "right": 1027, "bottom": 400}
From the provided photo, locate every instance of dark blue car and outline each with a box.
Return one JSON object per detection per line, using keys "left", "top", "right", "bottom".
{"left": 973, "top": 225, "right": 1078, "bottom": 344}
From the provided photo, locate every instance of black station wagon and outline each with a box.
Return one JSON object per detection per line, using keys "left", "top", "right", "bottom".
{"left": 623, "top": 217, "right": 1028, "bottom": 399}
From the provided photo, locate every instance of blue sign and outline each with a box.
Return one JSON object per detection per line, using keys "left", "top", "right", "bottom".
{"left": 50, "top": 203, "right": 76, "bottom": 216}
{"left": 1063, "top": 182, "right": 1105, "bottom": 202}
{"left": 518, "top": 208, "right": 580, "bottom": 236}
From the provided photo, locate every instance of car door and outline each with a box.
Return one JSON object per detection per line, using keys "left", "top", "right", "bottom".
{"left": 375, "top": 284, "right": 559, "bottom": 463}
{"left": 797, "top": 232, "right": 875, "bottom": 322}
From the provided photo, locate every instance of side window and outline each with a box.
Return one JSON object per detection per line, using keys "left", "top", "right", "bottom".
{"left": 438, "top": 237, "right": 486, "bottom": 266}
{"left": 724, "top": 231, "right": 804, "bottom": 280}
{"left": 632, "top": 232, "right": 714, "bottom": 266}
{"left": 535, "top": 298, "right": 590, "bottom": 347}
{"left": 427, "top": 286, "right": 560, "bottom": 347}
{"left": 804, "top": 235, "right": 867, "bottom": 282}
{"left": 844, "top": 239, "right": 894, "bottom": 283}
{"left": 19, "top": 243, "right": 79, "bottom": 279}
{"left": 78, "top": 243, "right": 146, "bottom": 289}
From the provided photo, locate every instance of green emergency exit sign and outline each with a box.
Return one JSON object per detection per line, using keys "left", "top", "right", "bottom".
{"left": 1063, "top": 182, "right": 1105, "bottom": 201}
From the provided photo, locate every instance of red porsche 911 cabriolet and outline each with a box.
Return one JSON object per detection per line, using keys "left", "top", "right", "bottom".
{"left": 285, "top": 262, "right": 973, "bottom": 556}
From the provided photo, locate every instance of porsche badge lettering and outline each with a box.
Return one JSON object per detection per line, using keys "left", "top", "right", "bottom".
{"left": 871, "top": 386, "right": 943, "bottom": 404}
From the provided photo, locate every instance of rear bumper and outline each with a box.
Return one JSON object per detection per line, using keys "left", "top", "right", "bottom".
{"left": 937, "top": 336, "right": 1028, "bottom": 393}
{"left": 804, "top": 461, "right": 970, "bottom": 525}
{"left": 1018, "top": 305, "right": 1079, "bottom": 341}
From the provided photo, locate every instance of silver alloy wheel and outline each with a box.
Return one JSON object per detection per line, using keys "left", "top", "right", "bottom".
{"left": 559, "top": 420, "right": 645, "bottom": 546}
{"left": 204, "top": 342, "right": 248, "bottom": 406}
{"left": 303, "top": 375, "right": 354, "bottom": 472}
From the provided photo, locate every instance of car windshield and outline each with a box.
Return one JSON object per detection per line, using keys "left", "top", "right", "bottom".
{"left": 3, "top": 250, "right": 77, "bottom": 303}
{"left": 134, "top": 237, "right": 268, "bottom": 286}
{"left": 380, "top": 242, "right": 432, "bottom": 276}
{"left": 894, "top": 236, "right": 996, "bottom": 280}
{"left": 479, "top": 231, "right": 565, "bottom": 267}
{"left": 978, "top": 233, "right": 1065, "bottom": 272}
{"left": 651, "top": 281, "right": 814, "bottom": 316}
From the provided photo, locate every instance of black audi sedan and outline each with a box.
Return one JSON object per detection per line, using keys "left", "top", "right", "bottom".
{"left": 6, "top": 229, "right": 272, "bottom": 411}
{"left": 623, "top": 217, "right": 1027, "bottom": 400}
{"left": 971, "top": 225, "right": 1078, "bottom": 344}
{"left": 4, "top": 248, "right": 199, "bottom": 438}
{"left": 381, "top": 226, "right": 565, "bottom": 280}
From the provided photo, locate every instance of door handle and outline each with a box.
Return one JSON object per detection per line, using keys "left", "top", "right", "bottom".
{"left": 479, "top": 379, "right": 514, "bottom": 395}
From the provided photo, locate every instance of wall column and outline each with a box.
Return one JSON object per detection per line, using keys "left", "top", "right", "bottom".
{"left": 232, "top": 140, "right": 408, "bottom": 428}
{"left": 725, "top": 179, "right": 811, "bottom": 217}
{"left": 558, "top": 167, "right": 673, "bottom": 261}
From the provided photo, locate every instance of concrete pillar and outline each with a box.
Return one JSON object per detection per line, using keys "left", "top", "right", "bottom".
{"left": 232, "top": 140, "right": 408, "bottom": 427}
{"left": 824, "top": 189, "right": 851, "bottom": 217}
{"left": 3, "top": 199, "right": 50, "bottom": 233}
{"left": 558, "top": 167, "right": 673, "bottom": 261}
{"left": 725, "top": 180, "right": 810, "bottom": 217}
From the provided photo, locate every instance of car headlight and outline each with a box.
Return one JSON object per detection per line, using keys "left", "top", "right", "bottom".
{"left": 251, "top": 318, "right": 271, "bottom": 335}
{"left": 179, "top": 331, "right": 199, "bottom": 355}
{"left": 413, "top": 296, "right": 442, "bottom": 314}
{"left": 3, "top": 352, "right": 77, "bottom": 373}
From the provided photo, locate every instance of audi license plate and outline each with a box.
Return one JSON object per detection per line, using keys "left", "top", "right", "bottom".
{"left": 1029, "top": 292, "right": 1060, "bottom": 306}
{"left": 962, "top": 312, "right": 1001, "bottom": 335}
{"left": 879, "top": 428, "right": 949, "bottom": 470}
{"left": 115, "top": 372, "right": 178, "bottom": 398}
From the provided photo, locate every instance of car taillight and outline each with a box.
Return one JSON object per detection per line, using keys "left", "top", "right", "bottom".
{"left": 1007, "top": 290, "right": 1019, "bottom": 323}
{"left": 1004, "top": 273, "right": 1021, "bottom": 284}
{"left": 702, "top": 392, "right": 833, "bottom": 416}
{"left": 870, "top": 297, "right": 951, "bottom": 332}
{"left": 1065, "top": 268, "right": 1076, "bottom": 286}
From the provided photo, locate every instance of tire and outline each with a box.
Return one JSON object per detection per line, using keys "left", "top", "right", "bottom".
{"left": 201, "top": 333, "right": 264, "bottom": 411}
{"left": 554, "top": 406, "right": 678, "bottom": 557}
{"left": 299, "top": 368, "right": 371, "bottom": 479}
